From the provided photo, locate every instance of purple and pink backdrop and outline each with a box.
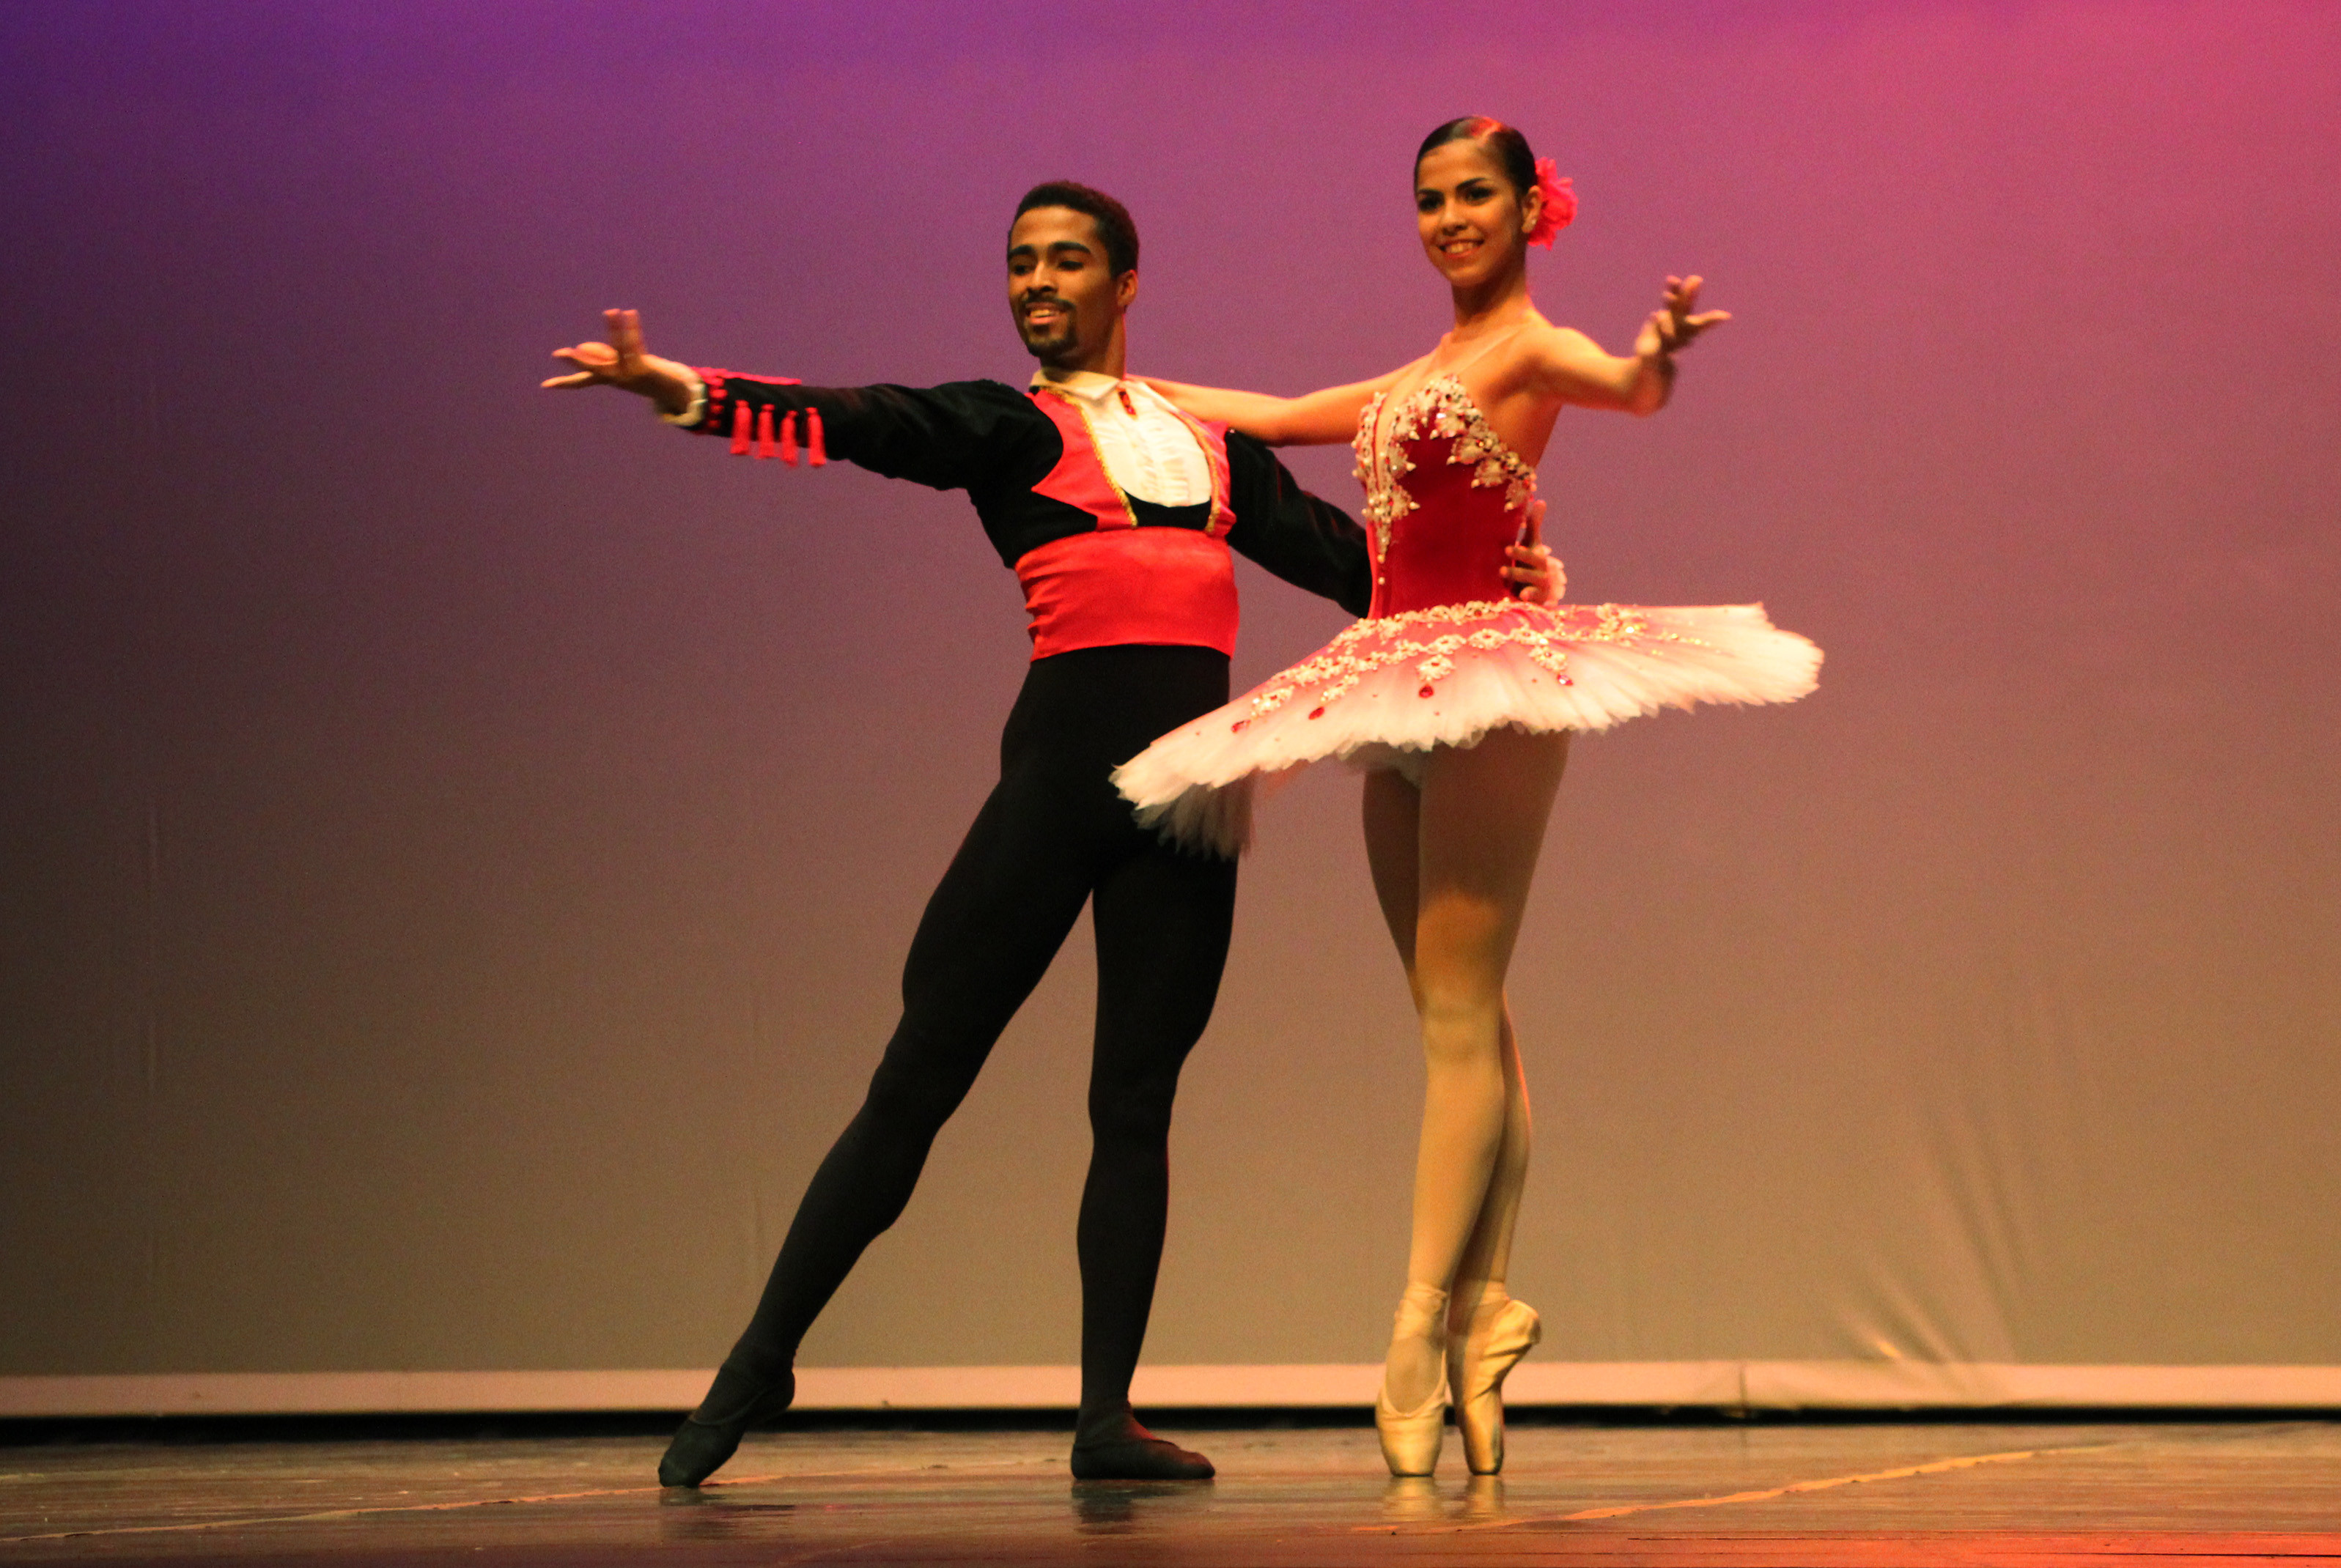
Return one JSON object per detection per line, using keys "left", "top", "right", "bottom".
{"left": 4, "top": 1, "right": 2338, "bottom": 1408}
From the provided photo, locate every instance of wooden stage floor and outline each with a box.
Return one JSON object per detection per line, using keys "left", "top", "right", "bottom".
{"left": 4, "top": 1417, "right": 2338, "bottom": 1564}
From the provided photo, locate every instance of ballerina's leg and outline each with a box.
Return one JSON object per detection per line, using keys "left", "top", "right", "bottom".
{"left": 1362, "top": 768, "right": 1443, "bottom": 1414}
{"left": 1448, "top": 1005, "right": 1532, "bottom": 1324}
{"left": 1364, "top": 728, "right": 1567, "bottom": 1409}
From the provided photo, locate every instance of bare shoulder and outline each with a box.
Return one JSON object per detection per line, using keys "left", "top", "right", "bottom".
{"left": 1518, "top": 320, "right": 1608, "bottom": 373}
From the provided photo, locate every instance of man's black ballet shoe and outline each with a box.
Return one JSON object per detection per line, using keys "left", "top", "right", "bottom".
{"left": 657, "top": 1364, "right": 795, "bottom": 1487}
{"left": 1068, "top": 1434, "right": 1216, "bottom": 1482}
{"left": 657, "top": 1418, "right": 745, "bottom": 1489}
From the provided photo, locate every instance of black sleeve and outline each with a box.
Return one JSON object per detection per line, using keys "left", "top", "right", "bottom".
{"left": 685, "top": 372, "right": 1046, "bottom": 495}
{"left": 1220, "top": 432, "right": 1374, "bottom": 618}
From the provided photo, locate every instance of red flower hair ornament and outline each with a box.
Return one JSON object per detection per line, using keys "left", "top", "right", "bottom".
{"left": 1524, "top": 158, "right": 1576, "bottom": 248}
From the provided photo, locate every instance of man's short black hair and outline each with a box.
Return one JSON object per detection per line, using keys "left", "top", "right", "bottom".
{"left": 1011, "top": 181, "right": 1139, "bottom": 278}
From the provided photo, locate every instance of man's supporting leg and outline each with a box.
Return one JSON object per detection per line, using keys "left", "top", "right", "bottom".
{"left": 660, "top": 762, "right": 1099, "bottom": 1486}
{"left": 1067, "top": 835, "right": 1236, "bottom": 1481}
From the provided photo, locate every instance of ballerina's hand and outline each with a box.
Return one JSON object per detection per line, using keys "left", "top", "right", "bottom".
{"left": 1504, "top": 499, "right": 1565, "bottom": 604}
{"left": 542, "top": 308, "right": 695, "bottom": 415}
{"left": 1634, "top": 274, "right": 1731, "bottom": 360}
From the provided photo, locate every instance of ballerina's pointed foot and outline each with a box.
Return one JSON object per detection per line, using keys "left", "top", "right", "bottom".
{"left": 1374, "top": 1375, "right": 1449, "bottom": 1477}
{"left": 1448, "top": 1295, "right": 1540, "bottom": 1476}
{"left": 1069, "top": 1406, "right": 1215, "bottom": 1481}
{"left": 657, "top": 1358, "right": 795, "bottom": 1487}
{"left": 1375, "top": 1283, "right": 1450, "bottom": 1476}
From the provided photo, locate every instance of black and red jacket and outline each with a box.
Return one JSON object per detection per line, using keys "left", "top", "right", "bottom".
{"left": 686, "top": 371, "right": 1372, "bottom": 657}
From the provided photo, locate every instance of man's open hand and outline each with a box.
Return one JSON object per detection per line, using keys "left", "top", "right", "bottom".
{"left": 544, "top": 308, "right": 696, "bottom": 417}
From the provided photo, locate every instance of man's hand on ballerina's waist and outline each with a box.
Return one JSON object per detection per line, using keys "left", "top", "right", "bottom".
{"left": 1503, "top": 498, "right": 1566, "bottom": 605}
{"left": 544, "top": 307, "right": 698, "bottom": 418}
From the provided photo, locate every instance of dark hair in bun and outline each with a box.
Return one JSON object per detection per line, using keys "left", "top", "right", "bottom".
{"left": 1415, "top": 117, "right": 1537, "bottom": 197}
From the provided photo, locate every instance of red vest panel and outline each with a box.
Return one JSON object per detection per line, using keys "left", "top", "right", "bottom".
{"left": 1014, "top": 528, "right": 1241, "bottom": 659}
{"left": 1017, "top": 388, "right": 1239, "bottom": 659}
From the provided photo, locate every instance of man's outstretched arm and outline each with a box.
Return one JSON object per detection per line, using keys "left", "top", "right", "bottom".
{"left": 545, "top": 308, "right": 1033, "bottom": 494}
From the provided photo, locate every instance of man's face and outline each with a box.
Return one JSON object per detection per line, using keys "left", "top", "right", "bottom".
{"left": 1006, "top": 206, "right": 1132, "bottom": 369}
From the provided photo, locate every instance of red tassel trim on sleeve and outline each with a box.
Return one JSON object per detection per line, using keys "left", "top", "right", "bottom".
{"left": 703, "top": 371, "right": 822, "bottom": 471}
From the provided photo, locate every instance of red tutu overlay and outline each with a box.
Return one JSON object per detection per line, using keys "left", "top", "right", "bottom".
{"left": 1113, "top": 596, "right": 1821, "bottom": 857}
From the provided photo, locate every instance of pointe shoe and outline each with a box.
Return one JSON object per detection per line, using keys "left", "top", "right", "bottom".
{"left": 1374, "top": 1284, "right": 1450, "bottom": 1477}
{"left": 1374, "top": 1373, "right": 1449, "bottom": 1476}
{"left": 657, "top": 1359, "right": 795, "bottom": 1487}
{"left": 1445, "top": 1295, "right": 1540, "bottom": 1475}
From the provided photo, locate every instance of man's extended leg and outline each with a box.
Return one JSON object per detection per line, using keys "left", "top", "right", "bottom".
{"left": 660, "top": 748, "right": 1099, "bottom": 1486}
{"left": 1067, "top": 835, "right": 1236, "bottom": 1481}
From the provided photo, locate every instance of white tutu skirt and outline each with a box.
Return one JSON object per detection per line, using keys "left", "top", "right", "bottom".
{"left": 1113, "top": 597, "right": 1822, "bottom": 856}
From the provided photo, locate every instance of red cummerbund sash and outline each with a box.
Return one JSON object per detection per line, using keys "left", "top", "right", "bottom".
{"left": 1014, "top": 528, "right": 1239, "bottom": 660}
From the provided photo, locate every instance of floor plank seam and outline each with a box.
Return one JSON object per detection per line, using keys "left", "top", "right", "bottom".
{"left": 0, "top": 1456, "right": 1062, "bottom": 1545}
{"left": 1372, "top": 1439, "right": 2136, "bottom": 1534}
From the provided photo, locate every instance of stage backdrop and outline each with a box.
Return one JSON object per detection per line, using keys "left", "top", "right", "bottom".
{"left": 5, "top": 1, "right": 2339, "bottom": 1413}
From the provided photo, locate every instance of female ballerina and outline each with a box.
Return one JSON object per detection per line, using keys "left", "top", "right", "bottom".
{"left": 1116, "top": 117, "right": 1822, "bottom": 1476}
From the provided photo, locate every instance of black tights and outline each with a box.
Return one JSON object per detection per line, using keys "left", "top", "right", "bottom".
{"left": 726, "top": 644, "right": 1237, "bottom": 1419}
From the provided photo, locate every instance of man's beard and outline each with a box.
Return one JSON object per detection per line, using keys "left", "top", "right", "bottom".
{"left": 1018, "top": 304, "right": 1079, "bottom": 364}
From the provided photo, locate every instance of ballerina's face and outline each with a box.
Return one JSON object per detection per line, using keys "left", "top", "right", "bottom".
{"left": 1415, "top": 138, "right": 1538, "bottom": 287}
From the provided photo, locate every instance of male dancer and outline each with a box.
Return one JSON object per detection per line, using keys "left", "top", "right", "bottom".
{"left": 547, "top": 182, "right": 1557, "bottom": 1484}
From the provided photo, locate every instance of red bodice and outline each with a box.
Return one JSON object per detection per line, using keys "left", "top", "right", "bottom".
{"left": 1354, "top": 376, "right": 1540, "bottom": 619}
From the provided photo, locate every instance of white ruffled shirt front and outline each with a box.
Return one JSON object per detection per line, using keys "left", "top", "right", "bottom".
{"left": 1025, "top": 369, "right": 1214, "bottom": 507}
